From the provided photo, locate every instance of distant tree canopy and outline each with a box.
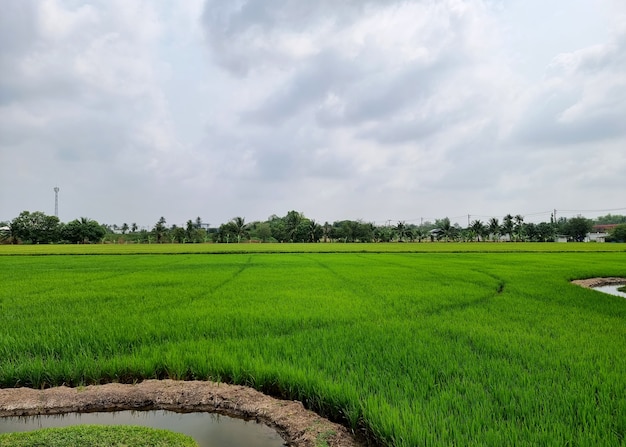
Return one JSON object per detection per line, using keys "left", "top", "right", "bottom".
{"left": 8, "top": 211, "right": 60, "bottom": 244}
{"left": 607, "top": 224, "right": 626, "bottom": 243}
{"left": 562, "top": 216, "right": 593, "bottom": 242}
{"left": 2, "top": 209, "right": 623, "bottom": 245}
{"left": 594, "top": 214, "right": 626, "bottom": 225}
{"left": 62, "top": 217, "right": 106, "bottom": 244}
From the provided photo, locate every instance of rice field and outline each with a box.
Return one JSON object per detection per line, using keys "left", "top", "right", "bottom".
{"left": 1, "top": 244, "right": 625, "bottom": 446}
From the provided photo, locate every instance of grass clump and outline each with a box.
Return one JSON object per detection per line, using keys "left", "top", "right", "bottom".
{"left": 618, "top": 285, "right": 626, "bottom": 293}
{"left": 0, "top": 425, "right": 198, "bottom": 447}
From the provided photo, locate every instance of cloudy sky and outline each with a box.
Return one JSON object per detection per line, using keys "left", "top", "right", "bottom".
{"left": 1, "top": 0, "right": 625, "bottom": 228}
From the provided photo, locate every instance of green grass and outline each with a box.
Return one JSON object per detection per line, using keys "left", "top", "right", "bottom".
{"left": 1, "top": 241, "right": 625, "bottom": 255}
{"left": 1, "top": 244, "right": 625, "bottom": 446}
{"left": 0, "top": 425, "right": 198, "bottom": 447}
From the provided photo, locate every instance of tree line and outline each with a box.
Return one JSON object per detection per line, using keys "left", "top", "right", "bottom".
{"left": 2, "top": 210, "right": 626, "bottom": 245}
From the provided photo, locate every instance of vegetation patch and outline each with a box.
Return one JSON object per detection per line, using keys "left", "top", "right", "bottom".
{"left": 0, "top": 425, "right": 197, "bottom": 447}
{"left": 1, "top": 246, "right": 625, "bottom": 446}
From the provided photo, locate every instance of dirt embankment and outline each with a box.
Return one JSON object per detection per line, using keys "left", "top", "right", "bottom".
{"left": 0, "top": 380, "right": 366, "bottom": 447}
{"left": 571, "top": 277, "right": 626, "bottom": 289}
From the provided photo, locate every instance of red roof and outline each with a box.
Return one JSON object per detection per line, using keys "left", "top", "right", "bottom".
{"left": 592, "top": 224, "right": 619, "bottom": 232}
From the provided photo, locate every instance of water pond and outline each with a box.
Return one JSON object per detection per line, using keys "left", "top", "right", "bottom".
{"left": 0, "top": 410, "right": 285, "bottom": 447}
{"left": 593, "top": 284, "right": 626, "bottom": 299}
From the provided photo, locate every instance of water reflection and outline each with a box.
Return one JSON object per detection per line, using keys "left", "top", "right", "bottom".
{"left": 593, "top": 284, "right": 626, "bottom": 298}
{"left": 0, "top": 410, "right": 285, "bottom": 447}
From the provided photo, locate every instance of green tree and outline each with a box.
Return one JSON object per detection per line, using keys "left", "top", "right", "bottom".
{"left": 185, "top": 220, "right": 198, "bottom": 243}
{"left": 306, "top": 219, "right": 322, "bottom": 242}
{"left": 501, "top": 214, "right": 514, "bottom": 242}
{"left": 11, "top": 211, "right": 61, "bottom": 244}
{"left": 470, "top": 220, "right": 486, "bottom": 242}
{"left": 536, "top": 222, "right": 555, "bottom": 242}
{"left": 62, "top": 217, "right": 106, "bottom": 244}
{"left": 514, "top": 215, "right": 525, "bottom": 241}
{"left": 121, "top": 223, "right": 129, "bottom": 235}
{"left": 230, "top": 216, "right": 249, "bottom": 243}
{"left": 411, "top": 225, "right": 426, "bottom": 242}
{"left": 153, "top": 217, "right": 167, "bottom": 243}
{"left": 170, "top": 225, "right": 186, "bottom": 243}
{"left": 395, "top": 221, "right": 408, "bottom": 242}
{"left": 564, "top": 216, "right": 593, "bottom": 242}
{"left": 268, "top": 215, "right": 287, "bottom": 242}
{"left": 595, "top": 214, "right": 626, "bottom": 224}
{"left": 435, "top": 217, "right": 454, "bottom": 242}
{"left": 255, "top": 222, "right": 272, "bottom": 242}
{"left": 285, "top": 210, "right": 303, "bottom": 242}
{"left": 608, "top": 224, "right": 626, "bottom": 242}
{"left": 488, "top": 217, "right": 500, "bottom": 241}
{"left": 322, "top": 222, "right": 332, "bottom": 242}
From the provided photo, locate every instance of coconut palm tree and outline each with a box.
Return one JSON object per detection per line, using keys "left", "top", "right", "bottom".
{"left": 470, "top": 220, "right": 486, "bottom": 242}
{"left": 438, "top": 217, "right": 454, "bottom": 242}
{"left": 395, "top": 221, "right": 409, "bottom": 242}
{"left": 154, "top": 217, "right": 167, "bottom": 243}
{"left": 307, "top": 219, "right": 322, "bottom": 242}
{"left": 488, "top": 217, "right": 500, "bottom": 241}
{"left": 230, "top": 216, "right": 250, "bottom": 243}
{"left": 501, "top": 214, "right": 514, "bottom": 242}
{"left": 514, "top": 214, "right": 525, "bottom": 242}
{"left": 322, "top": 222, "right": 332, "bottom": 242}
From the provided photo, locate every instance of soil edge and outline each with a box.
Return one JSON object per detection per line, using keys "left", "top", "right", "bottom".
{"left": 0, "top": 380, "right": 366, "bottom": 447}
{"left": 571, "top": 277, "right": 626, "bottom": 289}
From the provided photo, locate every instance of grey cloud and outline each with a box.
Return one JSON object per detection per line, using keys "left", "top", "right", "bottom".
{"left": 202, "top": 0, "right": 374, "bottom": 73}
{"left": 511, "top": 28, "right": 626, "bottom": 146}
{"left": 241, "top": 50, "right": 356, "bottom": 124}
{"left": 204, "top": 0, "right": 502, "bottom": 151}
{"left": 0, "top": 1, "right": 38, "bottom": 58}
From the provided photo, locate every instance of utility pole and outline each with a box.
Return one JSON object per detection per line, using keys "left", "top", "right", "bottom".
{"left": 54, "top": 187, "right": 60, "bottom": 218}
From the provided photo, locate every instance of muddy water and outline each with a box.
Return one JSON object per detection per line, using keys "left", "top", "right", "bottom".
{"left": 593, "top": 284, "right": 626, "bottom": 298}
{"left": 0, "top": 410, "right": 285, "bottom": 447}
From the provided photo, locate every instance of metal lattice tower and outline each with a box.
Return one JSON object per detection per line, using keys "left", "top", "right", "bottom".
{"left": 54, "top": 187, "right": 59, "bottom": 218}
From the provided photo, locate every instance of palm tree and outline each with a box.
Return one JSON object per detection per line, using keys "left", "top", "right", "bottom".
{"left": 154, "top": 217, "right": 167, "bottom": 243}
{"left": 501, "top": 214, "right": 514, "bottom": 242}
{"left": 413, "top": 226, "right": 426, "bottom": 242}
{"left": 230, "top": 216, "right": 249, "bottom": 243}
{"left": 470, "top": 220, "right": 486, "bottom": 242}
{"left": 285, "top": 211, "right": 303, "bottom": 242}
{"left": 439, "top": 217, "right": 453, "bottom": 242}
{"left": 395, "top": 221, "right": 408, "bottom": 242}
{"left": 307, "top": 219, "right": 322, "bottom": 242}
{"left": 514, "top": 215, "right": 525, "bottom": 242}
{"left": 488, "top": 218, "right": 500, "bottom": 241}
{"left": 322, "top": 222, "right": 332, "bottom": 242}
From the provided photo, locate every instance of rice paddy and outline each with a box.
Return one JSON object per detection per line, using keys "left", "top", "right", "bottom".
{"left": 1, "top": 244, "right": 625, "bottom": 446}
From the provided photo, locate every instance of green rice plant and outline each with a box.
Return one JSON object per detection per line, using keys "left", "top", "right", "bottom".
{"left": 0, "top": 248, "right": 625, "bottom": 446}
{"left": 0, "top": 425, "right": 198, "bottom": 447}
{"left": 0, "top": 241, "right": 624, "bottom": 256}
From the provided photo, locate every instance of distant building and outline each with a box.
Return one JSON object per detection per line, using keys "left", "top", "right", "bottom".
{"left": 587, "top": 224, "right": 617, "bottom": 243}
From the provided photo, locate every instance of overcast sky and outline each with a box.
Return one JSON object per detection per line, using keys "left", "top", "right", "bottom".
{"left": 1, "top": 0, "right": 625, "bottom": 228}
